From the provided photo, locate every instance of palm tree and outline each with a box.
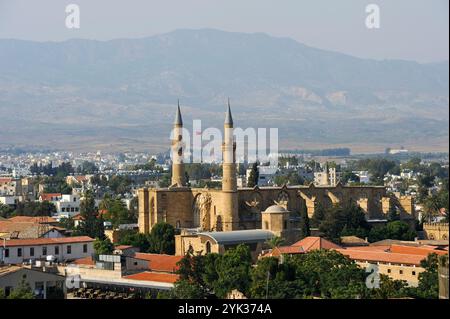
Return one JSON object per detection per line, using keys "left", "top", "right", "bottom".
{"left": 422, "top": 196, "right": 441, "bottom": 223}
{"left": 266, "top": 236, "right": 285, "bottom": 249}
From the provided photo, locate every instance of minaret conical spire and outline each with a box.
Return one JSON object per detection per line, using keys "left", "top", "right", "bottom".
{"left": 174, "top": 99, "right": 183, "bottom": 126}
{"left": 224, "top": 98, "right": 233, "bottom": 126}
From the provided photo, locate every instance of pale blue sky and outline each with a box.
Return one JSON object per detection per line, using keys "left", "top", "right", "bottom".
{"left": 0, "top": 0, "right": 448, "bottom": 62}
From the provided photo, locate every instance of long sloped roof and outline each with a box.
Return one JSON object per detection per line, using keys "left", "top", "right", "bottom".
{"left": 198, "top": 230, "right": 274, "bottom": 245}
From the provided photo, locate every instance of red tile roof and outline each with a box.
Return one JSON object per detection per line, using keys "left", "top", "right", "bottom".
{"left": 73, "top": 256, "right": 95, "bottom": 266}
{"left": 4, "top": 236, "right": 94, "bottom": 247}
{"left": 39, "top": 193, "right": 62, "bottom": 201}
{"left": 0, "top": 178, "right": 13, "bottom": 183}
{"left": 389, "top": 244, "right": 448, "bottom": 256}
{"left": 8, "top": 216, "right": 57, "bottom": 224}
{"left": 124, "top": 271, "right": 179, "bottom": 284}
{"left": 268, "top": 246, "right": 305, "bottom": 257}
{"left": 342, "top": 245, "right": 390, "bottom": 252}
{"left": 133, "top": 253, "right": 183, "bottom": 273}
{"left": 291, "top": 236, "right": 342, "bottom": 252}
{"left": 336, "top": 249, "right": 429, "bottom": 266}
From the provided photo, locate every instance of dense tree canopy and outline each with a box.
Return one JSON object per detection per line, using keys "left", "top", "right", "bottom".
{"left": 93, "top": 237, "right": 114, "bottom": 255}
{"left": 73, "top": 191, "right": 105, "bottom": 239}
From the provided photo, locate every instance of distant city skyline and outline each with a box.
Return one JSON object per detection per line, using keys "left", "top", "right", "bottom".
{"left": 0, "top": 0, "right": 448, "bottom": 63}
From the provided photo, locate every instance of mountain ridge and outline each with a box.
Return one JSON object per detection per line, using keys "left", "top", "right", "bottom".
{"left": 0, "top": 28, "right": 448, "bottom": 152}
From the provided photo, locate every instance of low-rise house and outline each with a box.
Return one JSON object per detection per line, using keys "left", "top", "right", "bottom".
{"left": 0, "top": 195, "right": 20, "bottom": 206}
{"left": 0, "top": 178, "right": 21, "bottom": 196}
{"left": 0, "top": 265, "right": 66, "bottom": 299}
{"left": 55, "top": 194, "right": 81, "bottom": 217}
{"left": 113, "top": 245, "right": 140, "bottom": 256}
{"left": 0, "top": 219, "right": 66, "bottom": 239}
{"left": 260, "top": 236, "right": 448, "bottom": 287}
{"left": 0, "top": 236, "right": 94, "bottom": 264}
{"left": 39, "top": 193, "right": 62, "bottom": 202}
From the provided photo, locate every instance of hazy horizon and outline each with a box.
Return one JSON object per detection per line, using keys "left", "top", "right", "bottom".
{"left": 0, "top": 0, "right": 448, "bottom": 63}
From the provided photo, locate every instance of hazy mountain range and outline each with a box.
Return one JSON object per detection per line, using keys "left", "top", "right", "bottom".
{"left": 0, "top": 29, "right": 448, "bottom": 153}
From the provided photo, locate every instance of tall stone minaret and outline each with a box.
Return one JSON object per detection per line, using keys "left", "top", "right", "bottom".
{"left": 171, "top": 101, "right": 186, "bottom": 187}
{"left": 221, "top": 99, "right": 239, "bottom": 230}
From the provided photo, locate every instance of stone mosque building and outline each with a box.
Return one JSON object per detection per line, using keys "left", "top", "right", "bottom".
{"left": 138, "top": 103, "right": 415, "bottom": 256}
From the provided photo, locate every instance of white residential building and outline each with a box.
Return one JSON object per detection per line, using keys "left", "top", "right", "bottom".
{"left": 353, "top": 171, "right": 372, "bottom": 184}
{"left": 1, "top": 236, "right": 94, "bottom": 264}
{"left": 55, "top": 194, "right": 81, "bottom": 218}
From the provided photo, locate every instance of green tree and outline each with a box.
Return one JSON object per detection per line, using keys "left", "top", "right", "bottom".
{"left": 412, "top": 253, "right": 439, "bottom": 299}
{"left": 298, "top": 204, "right": 311, "bottom": 239}
{"left": 0, "top": 203, "right": 14, "bottom": 218}
{"left": 319, "top": 203, "right": 370, "bottom": 243}
{"left": 266, "top": 236, "right": 285, "bottom": 249}
{"left": 175, "top": 251, "right": 210, "bottom": 298}
{"left": 250, "top": 256, "right": 299, "bottom": 299}
{"left": 310, "top": 202, "right": 325, "bottom": 228}
{"left": 213, "top": 244, "right": 252, "bottom": 298}
{"left": 247, "top": 162, "right": 259, "bottom": 188}
{"left": 158, "top": 173, "right": 171, "bottom": 188}
{"left": 93, "top": 237, "right": 114, "bottom": 255}
{"left": 293, "top": 249, "right": 369, "bottom": 299}
{"left": 12, "top": 201, "right": 56, "bottom": 217}
{"left": 58, "top": 217, "right": 75, "bottom": 231}
{"left": 7, "top": 278, "right": 34, "bottom": 299}
{"left": 368, "top": 221, "right": 416, "bottom": 242}
{"left": 74, "top": 191, "right": 105, "bottom": 239}
{"left": 169, "top": 279, "right": 207, "bottom": 299}
{"left": 118, "top": 230, "right": 151, "bottom": 252}
{"left": 101, "top": 197, "right": 132, "bottom": 228}
{"left": 149, "top": 222, "right": 175, "bottom": 254}
{"left": 370, "top": 274, "right": 410, "bottom": 299}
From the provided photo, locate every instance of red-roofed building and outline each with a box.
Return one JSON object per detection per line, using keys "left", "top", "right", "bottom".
{"left": 123, "top": 272, "right": 179, "bottom": 284}
{"left": 291, "top": 236, "right": 343, "bottom": 252}
{"left": 8, "top": 216, "right": 58, "bottom": 225}
{"left": 260, "top": 236, "right": 448, "bottom": 287}
{"left": 1, "top": 236, "right": 94, "bottom": 264}
{"left": 39, "top": 193, "right": 62, "bottom": 202}
{"left": 0, "top": 178, "right": 20, "bottom": 196}
{"left": 389, "top": 244, "right": 448, "bottom": 256}
{"left": 260, "top": 246, "right": 304, "bottom": 258}
{"left": 133, "top": 253, "right": 182, "bottom": 273}
{"left": 72, "top": 256, "right": 96, "bottom": 266}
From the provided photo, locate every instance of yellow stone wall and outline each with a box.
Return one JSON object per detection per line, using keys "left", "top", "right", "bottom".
{"left": 357, "top": 261, "right": 425, "bottom": 287}
{"left": 139, "top": 184, "right": 414, "bottom": 236}
{"left": 423, "top": 223, "right": 449, "bottom": 240}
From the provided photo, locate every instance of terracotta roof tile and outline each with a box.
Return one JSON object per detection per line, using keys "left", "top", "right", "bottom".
{"left": 291, "top": 236, "right": 342, "bottom": 251}
{"left": 336, "top": 249, "right": 430, "bottom": 266}
{"left": 124, "top": 271, "right": 179, "bottom": 284}
{"left": 269, "top": 246, "right": 305, "bottom": 257}
{"left": 4, "top": 236, "right": 94, "bottom": 247}
{"left": 133, "top": 253, "right": 182, "bottom": 273}
{"left": 389, "top": 244, "right": 448, "bottom": 256}
{"left": 8, "top": 216, "right": 57, "bottom": 224}
{"left": 39, "top": 193, "right": 62, "bottom": 201}
{"left": 73, "top": 256, "right": 95, "bottom": 266}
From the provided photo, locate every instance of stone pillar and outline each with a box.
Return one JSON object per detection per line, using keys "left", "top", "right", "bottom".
{"left": 138, "top": 188, "right": 150, "bottom": 234}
